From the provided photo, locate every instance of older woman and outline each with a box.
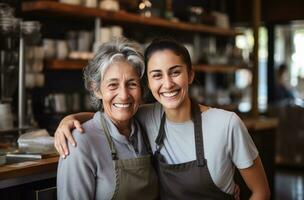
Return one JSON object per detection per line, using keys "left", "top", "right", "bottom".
{"left": 56, "top": 38, "right": 158, "bottom": 200}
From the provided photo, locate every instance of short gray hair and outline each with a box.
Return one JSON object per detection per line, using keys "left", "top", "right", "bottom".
{"left": 83, "top": 37, "right": 144, "bottom": 109}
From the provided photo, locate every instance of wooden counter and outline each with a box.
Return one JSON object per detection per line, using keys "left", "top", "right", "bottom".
{"left": 0, "top": 157, "right": 58, "bottom": 189}
{"left": 243, "top": 117, "right": 278, "bottom": 131}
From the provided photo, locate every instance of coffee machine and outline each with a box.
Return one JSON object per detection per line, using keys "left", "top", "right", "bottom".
{"left": 0, "top": 3, "right": 19, "bottom": 130}
{"left": 0, "top": 3, "right": 41, "bottom": 130}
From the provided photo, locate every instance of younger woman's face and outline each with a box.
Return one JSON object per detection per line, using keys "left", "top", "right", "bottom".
{"left": 147, "top": 49, "right": 194, "bottom": 110}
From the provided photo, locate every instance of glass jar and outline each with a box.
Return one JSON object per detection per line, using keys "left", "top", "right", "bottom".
{"left": 21, "top": 21, "right": 41, "bottom": 45}
{"left": 0, "top": 3, "right": 14, "bottom": 17}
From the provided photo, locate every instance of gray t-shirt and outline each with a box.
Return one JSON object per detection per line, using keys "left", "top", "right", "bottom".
{"left": 136, "top": 103, "right": 258, "bottom": 194}
{"left": 57, "top": 112, "right": 149, "bottom": 200}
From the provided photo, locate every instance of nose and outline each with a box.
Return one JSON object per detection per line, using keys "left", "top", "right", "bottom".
{"left": 118, "top": 85, "right": 130, "bottom": 100}
{"left": 163, "top": 75, "right": 174, "bottom": 89}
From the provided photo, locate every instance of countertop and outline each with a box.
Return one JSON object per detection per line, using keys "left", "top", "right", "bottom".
{"left": 0, "top": 157, "right": 59, "bottom": 189}
{"left": 243, "top": 117, "right": 278, "bottom": 131}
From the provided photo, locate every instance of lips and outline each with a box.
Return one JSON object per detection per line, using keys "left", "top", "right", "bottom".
{"left": 160, "top": 90, "right": 179, "bottom": 98}
{"left": 113, "top": 103, "right": 131, "bottom": 108}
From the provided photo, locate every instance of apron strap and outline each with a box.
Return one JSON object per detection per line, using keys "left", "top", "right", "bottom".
{"left": 155, "top": 113, "right": 166, "bottom": 152}
{"left": 135, "top": 119, "right": 153, "bottom": 155}
{"left": 191, "top": 101, "right": 206, "bottom": 166}
{"left": 100, "top": 114, "right": 118, "bottom": 160}
{"left": 155, "top": 99, "right": 206, "bottom": 166}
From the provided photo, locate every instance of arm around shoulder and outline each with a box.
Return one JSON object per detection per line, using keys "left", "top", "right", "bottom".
{"left": 54, "top": 112, "right": 94, "bottom": 157}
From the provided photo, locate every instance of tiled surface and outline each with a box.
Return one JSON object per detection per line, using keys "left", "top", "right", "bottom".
{"left": 275, "top": 170, "right": 304, "bottom": 200}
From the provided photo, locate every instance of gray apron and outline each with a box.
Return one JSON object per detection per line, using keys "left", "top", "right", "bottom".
{"left": 154, "top": 101, "right": 234, "bottom": 200}
{"left": 100, "top": 116, "right": 159, "bottom": 200}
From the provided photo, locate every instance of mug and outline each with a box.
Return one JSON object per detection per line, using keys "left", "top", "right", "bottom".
{"left": 0, "top": 103, "right": 13, "bottom": 129}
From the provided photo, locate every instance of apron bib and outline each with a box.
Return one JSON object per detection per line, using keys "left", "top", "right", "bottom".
{"left": 100, "top": 116, "right": 159, "bottom": 200}
{"left": 154, "top": 101, "right": 234, "bottom": 200}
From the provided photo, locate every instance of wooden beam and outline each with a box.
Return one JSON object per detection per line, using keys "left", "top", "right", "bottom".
{"left": 251, "top": 0, "right": 260, "bottom": 118}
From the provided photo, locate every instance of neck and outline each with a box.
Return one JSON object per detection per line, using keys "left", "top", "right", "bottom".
{"left": 112, "top": 120, "right": 132, "bottom": 138}
{"left": 164, "top": 97, "right": 192, "bottom": 123}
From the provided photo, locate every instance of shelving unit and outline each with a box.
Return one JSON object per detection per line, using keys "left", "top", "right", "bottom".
{"left": 193, "top": 64, "right": 251, "bottom": 73}
{"left": 44, "top": 59, "right": 88, "bottom": 70}
{"left": 21, "top": 1, "right": 251, "bottom": 114}
{"left": 22, "top": 1, "right": 239, "bottom": 36}
{"left": 44, "top": 59, "right": 251, "bottom": 73}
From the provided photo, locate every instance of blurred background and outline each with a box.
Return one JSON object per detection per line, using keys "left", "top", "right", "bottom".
{"left": 0, "top": 0, "right": 303, "bottom": 199}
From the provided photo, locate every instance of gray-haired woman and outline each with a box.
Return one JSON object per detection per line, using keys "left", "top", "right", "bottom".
{"left": 56, "top": 37, "right": 159, "bottom": 200}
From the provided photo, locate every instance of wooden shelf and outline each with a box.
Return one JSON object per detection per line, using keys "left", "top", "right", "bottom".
{"left": 45, "top": 59, "right": 252, "bottom": 72}
{"left": 44, "top": 59, "right": 88, "bottom": 70}
{"left": 208, "top": 103, "right": 239, "bottom": 111}
{"left": 22, "top": 1, "right": 239, "bottom": 36}
{"left": 193, "top": 64, "right": 251, "bottom": 73}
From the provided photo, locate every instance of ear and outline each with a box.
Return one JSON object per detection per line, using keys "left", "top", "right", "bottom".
{"left": 94, "top": 90, "right": 103, "bottom": 99}
{"left": 188, "top": 69, "right": 195, "bottom": 84}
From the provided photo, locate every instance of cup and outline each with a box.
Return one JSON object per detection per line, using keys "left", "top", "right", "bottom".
{"left": 78, "top": 31, "right": 93, "bottom": 52}
{"left": 57, "top": 40, "right": 69, "bottom": 59}
{"left": 84, "top": 0, "right": 97, "bottom": 7}
{"left": 43, "top": 39, "right": 56, "bottom": 59}
{"left": 111, "top": 26, "right": 123, "bottom": 38}
{"left": 60, "top": 0, "right": 82, "bottom": 5}
{"left": 0, "top": 103, "right": 13, "bottom": 129}
{"left": 99, "top": 0, "right": 120, "bottom": 11}
{"left": 100, "top": 27, "right": 111, "bottom": 43}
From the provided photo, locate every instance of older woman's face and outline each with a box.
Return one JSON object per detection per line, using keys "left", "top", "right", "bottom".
{"left": 96, "top": 61, "right": 141, "bottom": 126}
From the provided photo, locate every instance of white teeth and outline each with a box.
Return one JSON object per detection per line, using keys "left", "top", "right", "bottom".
{"left": 113, "top": 103, "right": 131, "bottom": 108}
{"left": 162, "top": 91, "right": 178, "bottom": 97}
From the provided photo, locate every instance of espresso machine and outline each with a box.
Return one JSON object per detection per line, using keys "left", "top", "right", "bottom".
{"left": 0, "top": 3, "right": 41, "bottom": 131}
{"left": 0, "top": 3, "right": 19, "bottom": 130}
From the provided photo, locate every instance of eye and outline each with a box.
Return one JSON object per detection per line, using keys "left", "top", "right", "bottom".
{"left": 128, "top": 81, "right": 139, "bottom": 89}
{"left": 108, "top": 83, "right": 118, "bottom": 90}
{"left": 151, "top": 72, "right": 162, "bottom": 79}
{"left": 170, "top": 69, "right": 181, "bottom": 77}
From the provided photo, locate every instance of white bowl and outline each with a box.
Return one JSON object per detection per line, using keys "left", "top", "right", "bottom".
{"left": 0, "top": 154, "right": 6, "bottom": 166}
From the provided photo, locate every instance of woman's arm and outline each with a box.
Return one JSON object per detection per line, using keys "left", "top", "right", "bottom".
{"left": 239, "top": 156, "right": 270, "bottom": 200}
{"left": 57, "top": 130, "right": 96, "bottom": 199}
{"left": 228, "top": 113, "right": 270, "bottom": 199}
{"left": 54, "top": 112, "right": 94, "bottom": 158}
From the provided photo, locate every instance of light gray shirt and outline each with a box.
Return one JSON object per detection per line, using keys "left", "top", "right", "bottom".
{"left": 57, "top": 112, "right": 149, "bottom": 200}
{"left": 136, "top": 103, "right": 258, "bottom": 194}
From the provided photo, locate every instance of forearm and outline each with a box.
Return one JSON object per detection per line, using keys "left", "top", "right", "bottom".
{"left": 249, "top": 191, "right": 270, "bottom": 200}
{"left": 62, "top": 112, "right": 94, "bottom": 124}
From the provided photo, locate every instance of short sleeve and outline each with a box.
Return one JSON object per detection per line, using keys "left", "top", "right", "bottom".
{"left": 228, "top": 113, "right": 259, "bottom": 169}
{"left": 57, "top": 130, "right": 96, "bottom": 200}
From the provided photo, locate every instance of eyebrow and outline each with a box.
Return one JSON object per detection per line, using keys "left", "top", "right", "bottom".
{"left": 105, "top": 77, "right": 139, "bottom": 83}
{"left": 148, "top": 65, "right": 183, "bottom": 74}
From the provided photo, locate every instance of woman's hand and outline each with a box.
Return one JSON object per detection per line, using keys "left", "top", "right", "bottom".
{"left": 54, "top": 115, "right": 84, "bottom": 158}
{"left": 234, "top": 184, "right": 240, "bottom": 200}
{"left": 54, "top": 112, "right": 94, "bottom": 158}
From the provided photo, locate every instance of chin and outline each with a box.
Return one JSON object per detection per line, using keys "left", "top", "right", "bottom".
{"left": 160, "top": 100, "right": 182, "bottom": 110}
{"left": 119, "top": 113, "right": 135, "bottom": 120}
